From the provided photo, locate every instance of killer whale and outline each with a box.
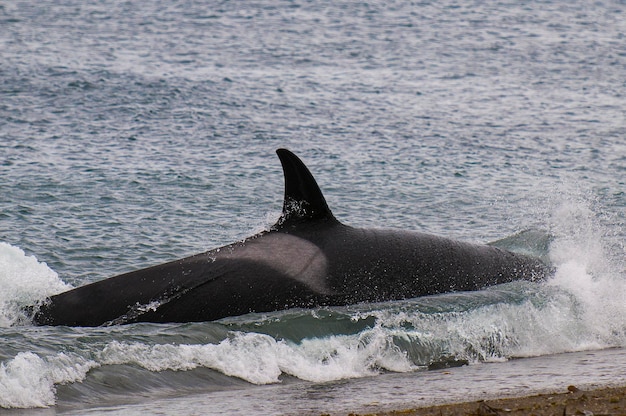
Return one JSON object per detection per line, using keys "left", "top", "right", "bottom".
{"left": 32, "top": 149, "right": 550, "bottom": 327}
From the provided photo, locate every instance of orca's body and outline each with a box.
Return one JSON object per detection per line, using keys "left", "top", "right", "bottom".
{"left": 33, "top": 149, "right": 550, "bottom": 326}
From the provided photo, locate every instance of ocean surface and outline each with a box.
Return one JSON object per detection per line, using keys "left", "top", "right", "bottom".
{"left": 1, "top": 0, "right": 625, "bottom": 414}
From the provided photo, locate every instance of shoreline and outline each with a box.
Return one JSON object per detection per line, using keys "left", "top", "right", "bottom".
{"left": 347, "top": 385, "right": 626, "bottom": 416}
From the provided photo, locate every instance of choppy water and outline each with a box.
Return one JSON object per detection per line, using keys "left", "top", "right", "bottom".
{"left": 1, "top": 0, "right": 625, "bottom": 413}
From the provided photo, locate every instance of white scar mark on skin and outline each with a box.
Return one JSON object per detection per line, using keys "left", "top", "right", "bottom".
{"left": 218, "top": 233, "right": 331, "bottom": 294}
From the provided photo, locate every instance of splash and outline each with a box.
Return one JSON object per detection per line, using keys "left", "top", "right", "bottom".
{"left": 0, "top": 243, "right": 72, "bottom": 327}
{"left": 546, "top": 197, "right": 626, "bottom": 348}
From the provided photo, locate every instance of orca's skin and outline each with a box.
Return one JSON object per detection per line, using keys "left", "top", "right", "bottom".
{"left": 32, "top": 149, "right": 551, "bottom": 326}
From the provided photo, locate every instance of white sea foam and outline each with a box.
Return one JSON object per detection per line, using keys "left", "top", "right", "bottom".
{"left": 99, "top": 334, "right": 283, "bottom": 384}
{"left": 546, "top": 198, "right": 626, "bottom": 349}
{"left": 0, "top": 243, "right": 72, "bottom": 327}
{"left": 0, "top": 352, "right": 97, "bottom": 408}
{"left": 98, "top": 328, "right": 414, "bottom": 385}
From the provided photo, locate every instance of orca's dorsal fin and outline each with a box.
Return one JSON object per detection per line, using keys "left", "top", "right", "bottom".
{"left": 274, "top": 149, "right": 338, "bottom": 228}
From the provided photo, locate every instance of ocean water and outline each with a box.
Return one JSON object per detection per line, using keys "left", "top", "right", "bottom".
{"left": 1, "top": 0, "right": 625, "bottom": 414}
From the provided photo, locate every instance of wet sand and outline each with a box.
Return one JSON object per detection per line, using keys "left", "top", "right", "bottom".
{"left": 345, "top": 385, "right": 626, "bottom": 415}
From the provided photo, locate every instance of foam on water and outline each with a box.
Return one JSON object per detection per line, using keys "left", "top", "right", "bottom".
{"left": 0, "top": 243, "right": 71, "bottom": 327}
{"left": 0, "top": 352, "right": 96, "bottom": 408}
{"left": 0, "top": 329, "right": 413, "bottom": 407}
{"left": 97, "top": 329, "right": 414, "bottom": 385}
{"left": 547, "top": 197, "right": 626, "bottom": 349}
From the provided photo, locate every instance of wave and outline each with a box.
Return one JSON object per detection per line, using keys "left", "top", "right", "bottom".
{"left": 0, "top": 351, "right": 96, "bottom": 408}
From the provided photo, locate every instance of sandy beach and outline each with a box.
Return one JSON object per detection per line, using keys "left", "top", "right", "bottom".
{"left": 349, "top": 385, "right": 626, "bottom": 416}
